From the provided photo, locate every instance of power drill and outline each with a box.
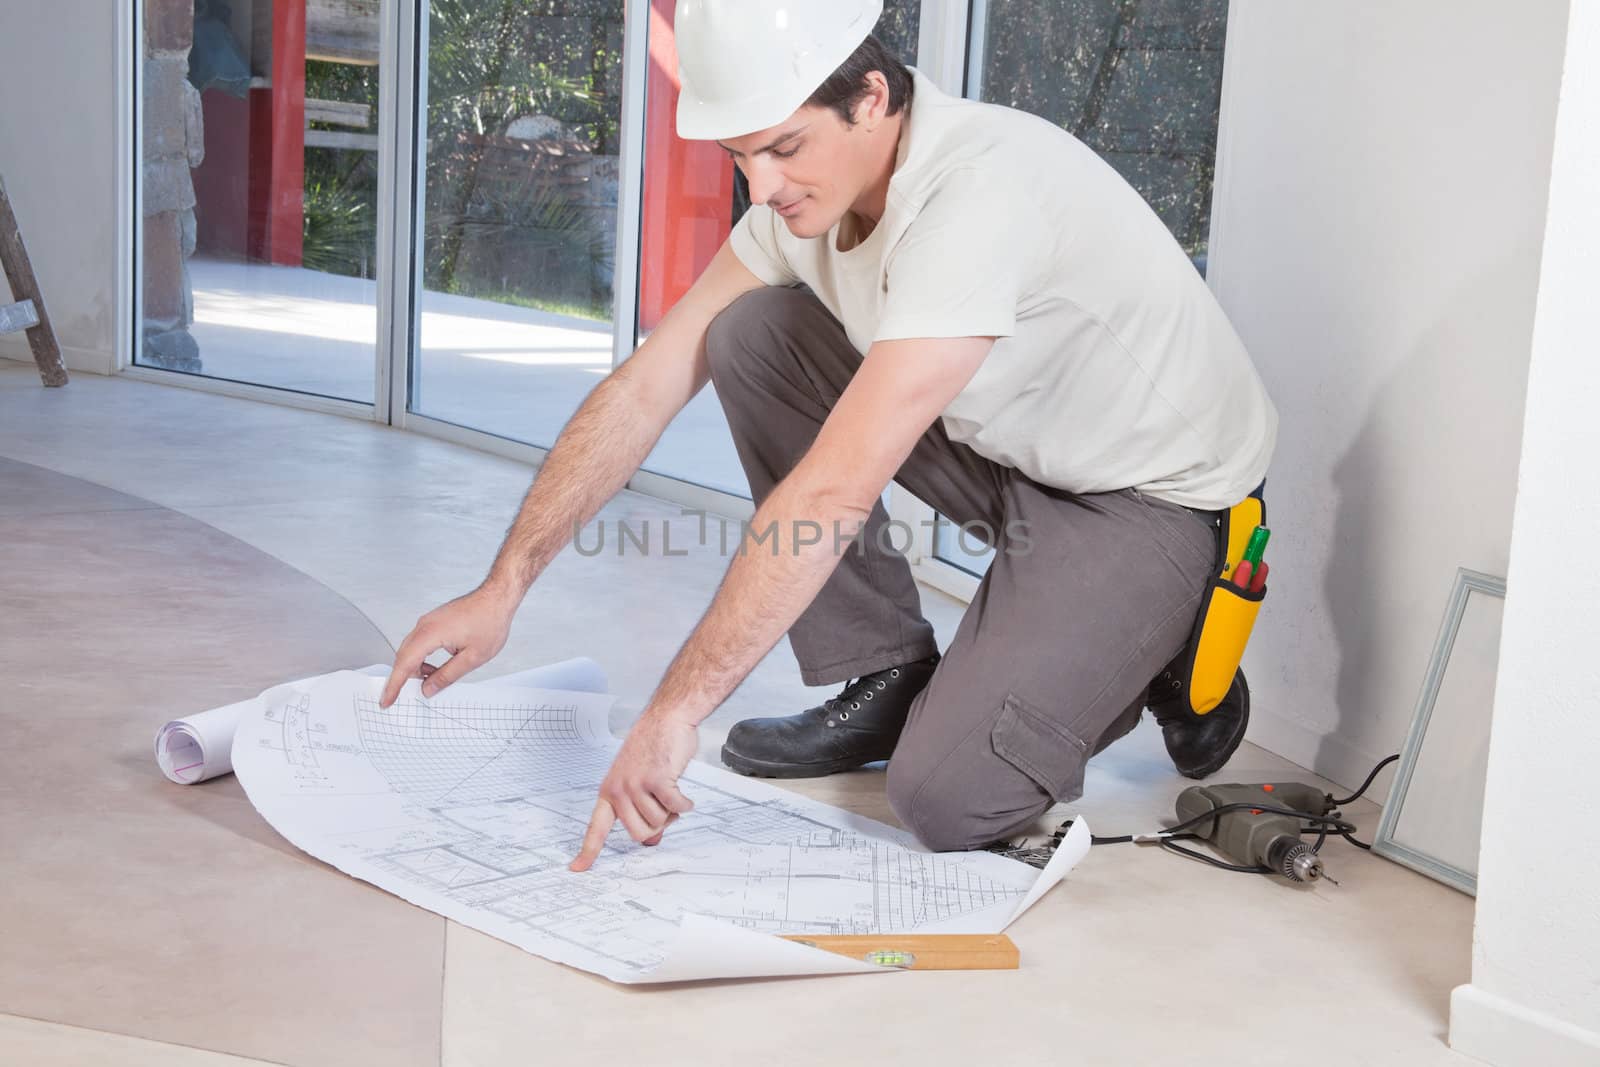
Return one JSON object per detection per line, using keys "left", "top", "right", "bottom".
{"left": 1171, "top": 781, "right": 1337, "bottom": 882}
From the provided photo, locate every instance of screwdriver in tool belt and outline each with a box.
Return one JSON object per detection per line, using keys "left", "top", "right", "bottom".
{"left": 1234, "top": 526, "right": 1271, "bottom": 591}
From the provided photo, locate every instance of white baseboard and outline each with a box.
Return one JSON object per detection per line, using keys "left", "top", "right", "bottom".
{"left": 0, "top": 338, "right": 114, "bottom": 375}
{"left": 1244, "top": 705, "right": 1396, "bottom": 796}
{"left": 1450, "top": 983, "right": 1600, "bottom": 1067}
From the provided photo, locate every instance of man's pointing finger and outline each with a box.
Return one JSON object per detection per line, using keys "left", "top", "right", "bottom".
{"left": 569, "top": 799, "right": 616, "bottom": 872}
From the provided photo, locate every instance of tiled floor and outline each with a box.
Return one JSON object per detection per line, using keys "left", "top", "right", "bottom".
{"left": 0, "top": 364, "right": 1479, "bottom": 1066}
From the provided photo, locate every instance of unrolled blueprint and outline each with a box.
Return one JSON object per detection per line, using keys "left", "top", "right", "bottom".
{"left": 230, "top": 666, "right": 1089, "bottom": 984}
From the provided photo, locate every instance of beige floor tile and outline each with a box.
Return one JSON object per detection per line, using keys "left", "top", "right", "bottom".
{"left": 0, "top": 1013, "right": 286, "bottom": 1066}
{"left": 0, "top": 461, "right": 441, "bottom": 1067}
{"left": 2, "top": 368, "right": 1481, "bottom": 1067}
{"left": 0, "top": 454, "right": 161, "bottom": 518}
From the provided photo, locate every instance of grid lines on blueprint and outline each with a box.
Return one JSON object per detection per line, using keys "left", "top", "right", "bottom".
{"left": 353, "top": 694, "right": 603, "bottom": 805}
{"left": 875, "top": 845, "right": 1016, "bottom": 929}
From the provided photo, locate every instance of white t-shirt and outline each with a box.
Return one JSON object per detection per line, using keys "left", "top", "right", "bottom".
{"left": 727, "top": 69, "right": 1277, "bottom": 510}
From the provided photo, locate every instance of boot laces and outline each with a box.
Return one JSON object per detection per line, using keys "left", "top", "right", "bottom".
{"left": 823, "top": 668, "right": 899, "bottom": 719}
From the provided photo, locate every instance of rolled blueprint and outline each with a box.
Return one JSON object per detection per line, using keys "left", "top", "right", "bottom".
{"left": 154, "top": 695, "right": 260, "bottom": 784}
{"left": 154, "top": 658, "right": 607, "bottom": 785}
{"left": 154, "top": 665, "right": 388, "bottom": 785}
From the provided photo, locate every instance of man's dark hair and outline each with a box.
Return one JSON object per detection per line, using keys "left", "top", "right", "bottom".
{"left": 806, "top": 34, "right": 914, "bottom": 126}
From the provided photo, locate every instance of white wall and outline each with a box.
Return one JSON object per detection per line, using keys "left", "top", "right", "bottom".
{"left": 1449, "top": 3, "right": 1600, "bottom": 1060}
{"left": 0, "top": 1, "right": 122, "bottom": 375}
{"left": 1207, "top": 0, "right": 1569, "bottom": 789}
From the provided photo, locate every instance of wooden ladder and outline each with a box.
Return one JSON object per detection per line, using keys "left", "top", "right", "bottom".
{"left": 0, "top": 173, "right": 67, "bottom": 387}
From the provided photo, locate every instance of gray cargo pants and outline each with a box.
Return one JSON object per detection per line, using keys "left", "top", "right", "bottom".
{"left": 704, "top": 287, "right": 1218, "bottom": 851}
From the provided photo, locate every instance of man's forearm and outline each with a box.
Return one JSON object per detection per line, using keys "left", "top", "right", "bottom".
{"left": 482, "top": 364, "right": 667, "bottom": 601}
{"left": 645, "top": 477, "right": 871, "bottom": 726}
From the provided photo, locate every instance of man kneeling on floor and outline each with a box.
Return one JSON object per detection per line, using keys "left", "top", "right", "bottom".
{"left": 380, "top": 0, "right": 1277, "bottom": 869}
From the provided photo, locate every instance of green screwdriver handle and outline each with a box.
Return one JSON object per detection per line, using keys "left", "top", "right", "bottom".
{"left": 1243, "top": 526, "right": 1271, "bottom": 566}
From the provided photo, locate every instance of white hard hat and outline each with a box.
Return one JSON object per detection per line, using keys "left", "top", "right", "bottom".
{"left": 674, "top": 0, "right": 884, "bottom": 141}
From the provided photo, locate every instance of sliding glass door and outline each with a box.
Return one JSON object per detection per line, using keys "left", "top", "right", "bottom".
{"left": 135, "top": 0, "right": 1229, "bottom": 562}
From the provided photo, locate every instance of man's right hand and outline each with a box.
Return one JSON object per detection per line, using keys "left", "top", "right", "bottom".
{"left": 380, "top": 584, "right": 520, "bottom": 708}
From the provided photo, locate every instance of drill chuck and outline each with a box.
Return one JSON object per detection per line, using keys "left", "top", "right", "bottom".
{"left": 1270, "top": 838, "right": 1324, "bottom": 883}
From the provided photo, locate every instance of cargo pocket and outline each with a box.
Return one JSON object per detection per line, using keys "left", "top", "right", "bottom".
{"left": 990, "top": 692, "right": 1090, "bottom": 802}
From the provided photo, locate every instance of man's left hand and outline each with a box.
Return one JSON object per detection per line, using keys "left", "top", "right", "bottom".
{"left": 569, "top": 712, "right": 699, "bottom": 871}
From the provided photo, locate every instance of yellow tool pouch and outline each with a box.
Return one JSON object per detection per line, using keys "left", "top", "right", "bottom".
{"left": 1172, "top": 487, "right": 1267, "bottom": 715}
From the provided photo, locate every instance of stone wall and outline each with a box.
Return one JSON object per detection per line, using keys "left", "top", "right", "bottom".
{"left": 142, "top": 0, "right": 203, "bottom": 372}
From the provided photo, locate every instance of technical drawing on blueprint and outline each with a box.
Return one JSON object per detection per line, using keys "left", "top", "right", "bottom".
{"left": 230, "top": 664, "right": 1089, "bottom": 984}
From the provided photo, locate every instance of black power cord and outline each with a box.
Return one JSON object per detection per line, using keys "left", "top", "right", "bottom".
{"left": 1159, "top": 836, "right": 1270, "bottom": 873}
{"left": 1320, "top": 753, "right": 1400, "bottom": 849}
{"left": 1328, "top": 753, "right": 1400, "bottom": 808}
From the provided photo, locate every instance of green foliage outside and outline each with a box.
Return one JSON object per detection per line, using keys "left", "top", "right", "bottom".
{"left": 301, "top": 174, "right": 374, "bottom": 277}
{"left": 302, "top": 59, "right": 381, "bottom": 280}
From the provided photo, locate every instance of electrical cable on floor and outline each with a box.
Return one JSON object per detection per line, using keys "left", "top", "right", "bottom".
{"left": 1327, "top": 753, "right": 1400, "bottom": 807}
{"left": 1159, "top": 839, "right": 1270, "bottom": 873}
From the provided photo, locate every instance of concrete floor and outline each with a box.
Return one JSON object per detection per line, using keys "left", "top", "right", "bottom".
{"left": 0, "top": 364, "right": 1479, "bottom": 1067}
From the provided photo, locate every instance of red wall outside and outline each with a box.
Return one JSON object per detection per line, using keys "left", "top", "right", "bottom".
{"left": 637, "top": 0, "right": 735, "bottom": 331}
{"left": 188, "top": 0, "right": 306, "bottom": 266}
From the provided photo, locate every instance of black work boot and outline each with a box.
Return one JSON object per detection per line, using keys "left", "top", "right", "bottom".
{"left": 1148, "top": 666, "right": 1250, "bottom": 780}
{"left": 720, "top": 653, "right": 940, "bottom": 778}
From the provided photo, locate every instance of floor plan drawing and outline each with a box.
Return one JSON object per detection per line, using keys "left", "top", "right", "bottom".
{"left": 230, "top": 664, "right": 1089, "bottom": 984}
